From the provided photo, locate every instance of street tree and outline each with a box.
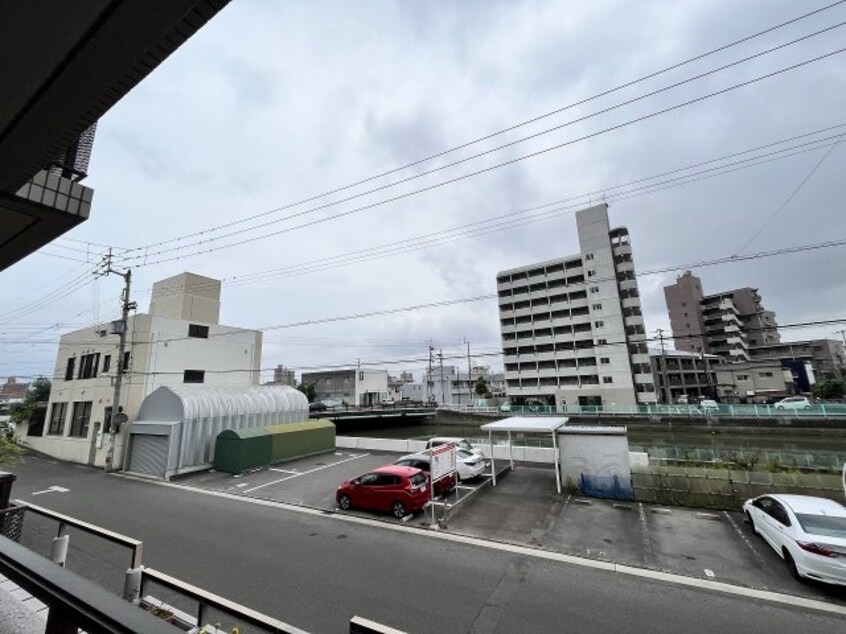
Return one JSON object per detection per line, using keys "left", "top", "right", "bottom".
{"left": 297, "top": 382, "right": 316, "bottom": 403}
{"left": 474, "top": 376, "right": 493, "bottom": 399}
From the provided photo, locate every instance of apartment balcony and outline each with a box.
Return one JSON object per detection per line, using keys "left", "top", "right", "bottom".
{"left": 513, "top": 306, "right": 533, "bottom": 319}
{"left": 612, "top": 244, "right": 633, "bottom": 257}
{"left": 621, "top": 296, "right": 642, "bottom": 310}
{"left": 615, "top": 260, "right": 635, "bottom": 274}
{"left": 634, "top": 373, "right": 655, "bottom": 384}
{"left": 618, "top": 278, "right": 638, "bottom": 292}
{"left": 550, "top": 317, "right": 574, "bottom": 329}
{"left": 631, "top": 353, "right": 651, "bottom": 365}
{"left": 500, "top": 322, "right": 516, "bottom": 334}
{"left": 533, "top": 335, "right": 554, "bottom": 346}
{"left": 624, "top": 315, "right": 645, "bottom": 328}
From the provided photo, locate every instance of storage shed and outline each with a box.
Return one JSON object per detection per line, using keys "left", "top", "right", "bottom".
{"left": 125, "top": 385, "right": 308, "bottom": 479}
{"left": 214, "top": 419, "right": 335, "bottom": 474}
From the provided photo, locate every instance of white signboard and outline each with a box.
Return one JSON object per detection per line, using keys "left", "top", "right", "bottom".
{"left": 430, "top": 444, "right": 456, "bottom": 482}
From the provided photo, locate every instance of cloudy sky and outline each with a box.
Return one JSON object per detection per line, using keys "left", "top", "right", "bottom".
{"left": 2, "top": 0, "right": 845, "bottom": 383}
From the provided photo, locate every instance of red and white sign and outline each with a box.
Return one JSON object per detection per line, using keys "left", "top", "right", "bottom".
{"left": 429, "top": 444, "right": 456, "bottom": 482}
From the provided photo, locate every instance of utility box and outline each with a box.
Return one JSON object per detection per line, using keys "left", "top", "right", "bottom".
{"left": 214, "top": 428, "right": 273, "bottom": 475}
{"left": 266, "top": 419, "right": 335, "bottom": 464}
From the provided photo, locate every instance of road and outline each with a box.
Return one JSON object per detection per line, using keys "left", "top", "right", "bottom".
{"left": 6, "top": 455, "right": 846, "bottom": 633}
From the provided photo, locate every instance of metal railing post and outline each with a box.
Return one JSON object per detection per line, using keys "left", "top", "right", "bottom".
{"left": 50, "top": 523, "right": 69, "bottom": 567}
{"left": 123, "top": 567, "right": 143, "bottom": 603}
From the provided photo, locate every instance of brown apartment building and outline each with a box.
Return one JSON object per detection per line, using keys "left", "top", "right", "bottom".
{"left": 664, "top": 271, "right": 780, "bottom": 360}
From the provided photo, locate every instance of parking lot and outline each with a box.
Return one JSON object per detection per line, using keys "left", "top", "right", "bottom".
{"left": 182, "top": 453, "right": 846, "bottom": 604}
{"left": 183, "top": 449, "right": 494, "bottom": 525}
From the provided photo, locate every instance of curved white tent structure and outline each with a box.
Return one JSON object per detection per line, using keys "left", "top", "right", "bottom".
{"left": 126, "top": 385, "right": 308, "bottom": 479}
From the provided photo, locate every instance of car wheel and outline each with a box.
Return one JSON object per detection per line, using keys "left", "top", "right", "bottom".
{"left": 338, "top": 494, "right": 351, "bottom": 511}
{"left": 745, "top": 511, "right": 756, "bottom": 534}
{"left": 392, "top": 501, "right": 407, "bottom": 519}
{"left": 784, "top": 550, "right": 802, "bottom": 582}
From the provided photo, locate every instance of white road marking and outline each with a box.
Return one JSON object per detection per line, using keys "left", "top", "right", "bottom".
{"left": 241, "top": 454, "right": 370, "bottom": 493}
{"left": 114, "top": 474, "right": 846, "bottom": 617}
{"left": 268, "top": 469, "right": 299, "bottom": 474}
{"left": 31, "top": 486, "right": 69, "bottom": 496}
{"left": 722, "top": 511, "right": 768, "bottom": 567}
{"left": 456, "top": 485, "right": 475, "bottom": 491}
{"left": 704, "top": 569, "right": 715, "bottom": 578}
{"left": 235, "top": 483, "right": 248, "bottom": 488}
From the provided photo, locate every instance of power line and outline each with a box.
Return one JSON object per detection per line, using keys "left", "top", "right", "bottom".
{"left": 115, "top": 126, "right": 845, "bottom": 303}
{"left": 5, "top": 234, "right": 845, "bottom": 353}
{"left": 734, "top": 133, "right": 846, "bottom": 255}
{"left": 9, "top": 317, "right": 845, "bottom": 382}
{"left": 116, "top": 1, "right": 846, "bottom": 253}
{"left": 119, "top": 47, "right": 846, "bottom": 267}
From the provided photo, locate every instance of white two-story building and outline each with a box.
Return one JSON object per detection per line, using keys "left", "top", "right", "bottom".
{"left": 20, "top": 272, "right": 262, "bottom": 468}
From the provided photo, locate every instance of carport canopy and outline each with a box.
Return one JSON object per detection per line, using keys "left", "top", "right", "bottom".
{"left": 480, "top": 417, "right": 568, "bottom": 493}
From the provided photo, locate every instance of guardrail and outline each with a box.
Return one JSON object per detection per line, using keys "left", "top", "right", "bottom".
{"left": 443, "top": 402, "right": 846, "bottom": 418}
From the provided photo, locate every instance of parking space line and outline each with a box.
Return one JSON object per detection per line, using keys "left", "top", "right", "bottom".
{"left": 242, "top": 454, "right": 371, "bottom": 494}
{"left": 637, "top": 503, "right": 655, "bottom": 567}
{"left": 722, "top": 511, "right": 769, "bottom": 568}
{"left": 268, "top": 469, "right": 299, "bottom": 474}
{"left": 118, "top": 474, "right": 846, "bottom": 618}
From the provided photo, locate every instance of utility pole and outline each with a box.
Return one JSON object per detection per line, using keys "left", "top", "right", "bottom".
{"left": 427, "top": 343, "right": 434, "bottom": 404}
{"left": 97, "top": 249, "right": 136, "bottom": 473}
{"left": 438, "top": 349, "right": 445, "bottom": 406}
{"left": 656, "top": 328, "right": 668, "bottom": 404}
{"left": 465, "top": 338, "right": 473, "bottom": 406}
{"left": 836, "top": 329, "right": 846, "bottom": 347}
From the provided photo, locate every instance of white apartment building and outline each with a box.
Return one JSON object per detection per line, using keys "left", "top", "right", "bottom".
{"left": 21, "top": 272, "right": 262, "bottom": 468}
{"left": 497, "top": 204, "right": 655, "bottom": 407}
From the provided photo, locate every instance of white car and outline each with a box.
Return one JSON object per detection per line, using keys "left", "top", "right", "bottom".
{"left": 774, "top": 396, "right": 811, "bottom": 410}
{"left": 425, "top": 437, "right": 484, "bottom": 460}
{"left": 743, "top": 494, "right": 846, "bottom": 586}
{"left": 396, "top": 450, "right": 485, "bottom": 482}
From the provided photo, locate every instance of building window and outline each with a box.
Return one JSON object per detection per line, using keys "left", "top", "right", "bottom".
{"left": 585, "top": 253, "right": 594, "bottom": 261}
{"left": 78, "top": 353, "right": 100, "bottom": 379}
{"left": 183, "top": 370, "right": 205, "bottom": 384}
{"left": 123, "top": 351, "right": 131, "bottom": 373}
{"left": 682, "top": 302, "right": 686, "bottom": 307}
{"left": 48, "top": 402, "right": 68, "bottom": 435}
{"left": 759, "top": 372, "right": 773, "bottom": 378}
{"left": 589, "top": 286, "right": 599, "bottom": 294}
{"left": 69, "top": 401, "right": 92, "bottom": 438}
{"left": 737, "top": 374, "right": 749, "bottom": 381}
{"left": 597, "top": 338, "right": 607, "bottom": 345}
{"left": 603, "top": 376, "right": 613, "bottom": 384}
{"left": 600, "top": 357, "right": 610, "bottom": 364}
{"left": 65, "top": 357, "right": 75, "bottom": 381}
{"left": 592, "top": 303, "right": 602, "bottom": 310}
{"left": 103, "top": 354, "right": 111, "bottom": 373}
{"left": 188, "top": 324, "right": 209, "bottom": 339}
{"left": 595, "top": 321, "right": 604, "bottom": 328}
{"left": 587, "top": 270, "right": 596, "bottom": 277}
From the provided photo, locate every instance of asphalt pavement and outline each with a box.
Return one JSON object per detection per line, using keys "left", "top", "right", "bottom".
{"left": 4, "top": 455, "right": 846, "bottom": 633}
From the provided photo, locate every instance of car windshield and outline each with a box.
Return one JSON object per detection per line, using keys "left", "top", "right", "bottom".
{"left": 409, "top": 473, "right": 427, "bottom": 487}
{"left": 458, "top": 440, "right": 472, "bottom": 451}
{"left": 456, "top": 449, "right": 474, "bottom": 459}
{"left": 795, "top": 513, "right": 846, "bottom": 538}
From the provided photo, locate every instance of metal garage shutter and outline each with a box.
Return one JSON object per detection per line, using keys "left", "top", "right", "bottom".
{"left": 128, "top": 434, "right": 168, "bottom": 477}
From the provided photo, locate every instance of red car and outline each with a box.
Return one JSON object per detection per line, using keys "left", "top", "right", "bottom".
{"left": 336, "top": 465, "right": 429, "bottom": 519}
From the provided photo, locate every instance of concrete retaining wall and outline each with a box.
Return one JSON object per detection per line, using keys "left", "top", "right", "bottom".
{"left": 633, "top": 466, "right": 845, "bottom": 510}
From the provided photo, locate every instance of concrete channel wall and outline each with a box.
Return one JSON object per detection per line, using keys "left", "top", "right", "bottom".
{"left": 633, "top": 466, "right": 846, "bottom": 510}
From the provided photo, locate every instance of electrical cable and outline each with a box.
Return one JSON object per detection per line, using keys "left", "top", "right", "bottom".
{"left": 119, "top": 48, "right": 846, "bottom": 267}
{"left": 116, "top": 1, "right": 846, "bottom": 253}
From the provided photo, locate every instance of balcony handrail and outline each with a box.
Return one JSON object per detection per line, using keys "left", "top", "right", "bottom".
{"left": 13, "top": 499, "right": 142, "bottom": 568}
{"left": 0, "top": 535, "right": 175, "bottom": 634}
{"left": 141, "top": 567, "right": 309, "bottom": 634}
